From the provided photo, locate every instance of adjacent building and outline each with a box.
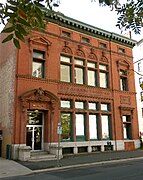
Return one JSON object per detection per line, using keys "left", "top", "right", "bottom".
{"left": 133, "top": 39, "right": 143, "bottom": 139}
{"left": 0, "top": 12, "right": 140, "bottom": 160}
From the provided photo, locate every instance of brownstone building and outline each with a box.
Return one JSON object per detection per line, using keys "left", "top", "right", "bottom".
{"left": 0, "top": 12, "right": 139, "bottom": 160}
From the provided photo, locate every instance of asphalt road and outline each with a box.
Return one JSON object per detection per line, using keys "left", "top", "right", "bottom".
{"left": 3, "top": 159, "right": 143, "bottom": 180}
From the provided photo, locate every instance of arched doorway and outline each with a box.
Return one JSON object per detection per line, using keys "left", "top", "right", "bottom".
{"left": 20, "top": 87, "right": 59, "bottom": 152}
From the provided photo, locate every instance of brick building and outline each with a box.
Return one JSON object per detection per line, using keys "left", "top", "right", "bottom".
{"left": 0, "top": 12, "right": 140, "bottom": 160}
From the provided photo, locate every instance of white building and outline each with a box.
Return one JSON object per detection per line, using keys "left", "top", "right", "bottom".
{"left": 133, "top": 39, "right": 143, "bottom": 138}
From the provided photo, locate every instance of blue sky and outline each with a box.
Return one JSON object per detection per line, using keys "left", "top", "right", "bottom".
{"left": 0, "top": 0, "right": 143, "bottom": 41}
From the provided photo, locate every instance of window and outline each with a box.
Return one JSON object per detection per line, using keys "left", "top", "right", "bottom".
{"left": 62, "top": 31, "right": 71, "bottom": 38}
{"left": 99, "top": 42, "right": 107, "bottom": 49}
{"left": 87, "top": 62, "right": 97, "bottom": 86}
{"left": 99, "top": 64, "right": 108, "bottom": 88}
{"left": 76, "top": 114, "right": 85, "bottom": 141}
{"left": 81, "top": 37, "right": 90, "bottom": 43}
{"left": 75, "top": 101, "right": 85, "bottom": 109}
{"left": 60, "top": 99, "right": 112, "bottom": 142}
{"left": 61, "top": 113, "right": 72, "bottom": 141}
{"left": 60, "top": 56, "right": 71, "bottom": 82}
{"left": 101, "top": 103, "right": 110, "bottom": 111}
{"left": 74, "top": 58, "right": 85, "bottom": 84}
{"left": 89, "top": 114, "right": 98, "bottom": 139}
{"left": 32, "top": 50, "right": 45, "bottom": 78}
{"left": 101, "top": 115, "right": 110, "bottom": 139}
{"left": 61, "top": 100, "right": 71, "bottom": 108}
{"left": 138, "top": 62, "right": 142, "bottom": 72}
{"left": 118, "top": 47, "right": 125, "bottom": 53}
{"left": 140, "top": 92, "right": 143, "bottom": 101}
{"left": 32, "top": 61, "right": 44, "bottom": 78}
{"left": 120, "top": 70, "right": 128, "bottom": 91}
{"left": 89, "top": 102, "right": 97, "bottom": 110}
{"left": 139, "top": 77, "right": 142, "bottom": 84}
{"left": 122, "top": 115, "right": 132, "bottom": 139}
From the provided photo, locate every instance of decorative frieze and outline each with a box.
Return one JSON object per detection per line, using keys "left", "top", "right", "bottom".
{"left": 120, "top": 95, "right": 131, "bottom": 105}
{"left": 58, "top": 84, "right": 112, "bottom": 99}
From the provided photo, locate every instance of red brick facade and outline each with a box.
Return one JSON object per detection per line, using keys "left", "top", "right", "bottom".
{"left": 0, "top": 13, "right": 139, "bottom": 159}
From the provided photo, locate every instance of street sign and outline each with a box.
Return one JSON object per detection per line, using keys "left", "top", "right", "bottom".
{"left": 57, "top": 123, "right": 62, "bottom": 135}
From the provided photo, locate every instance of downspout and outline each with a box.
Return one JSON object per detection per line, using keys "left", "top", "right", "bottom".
{"left": 109, "top": 33, "right": 117, "bottom": 151}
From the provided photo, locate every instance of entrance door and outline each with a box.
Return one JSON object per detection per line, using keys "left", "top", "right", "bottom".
{"left": 26, "top": 111, "right": 43, "bottom": 151}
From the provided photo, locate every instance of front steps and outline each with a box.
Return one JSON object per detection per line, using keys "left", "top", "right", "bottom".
{"left": 30, "top": 151, "right": 57, "bottom": 162}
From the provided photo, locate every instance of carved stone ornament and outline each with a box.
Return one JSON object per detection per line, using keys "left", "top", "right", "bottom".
{"left": 19, "top": 88, "right": 59, "bottom": 110}
{"left": 62, "top": 46, "right": 73, "bottom": 54}
{"left": 100, "top": 56, "right": 108, "bottom": 63}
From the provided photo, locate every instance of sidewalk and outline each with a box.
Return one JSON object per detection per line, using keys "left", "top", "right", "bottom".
{"left": 1, "top": 150, "right": 143, "bottom": 179}
{"left": 0, "top": 158, "right": 32, "bottom": 179}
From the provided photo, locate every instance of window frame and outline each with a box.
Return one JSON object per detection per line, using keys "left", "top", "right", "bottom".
{"left": 120, "top": 69, "right": 128, "bottom": 91}
{"left": 122, "top": 115, "right": 132, "bottom": 139}
{"left": 87, "top": 61, "right": 97, "bottom": 86}
{"left": 99, "top": 64, "right": 109, "bottom": 88}
{"left": 74, "top": 58, "right": 85, "bottom": 85}
{"left": 60, "top": 55, "right": 72, "bottom": 82}
{"left": 32, "top": 50, "right": 45, "bottom": 78}
{"left": 61, "top": 112, "right": 72, "bottom": 142}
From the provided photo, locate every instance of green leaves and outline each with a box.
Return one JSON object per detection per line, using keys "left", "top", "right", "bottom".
{"left": 1, "top": 26, "right": 15, "bottom": 33}
{"left": 13, "top": 38, "right": 20, "bottom": 49}
{"left": 116, "top": 1, "right": 143, "bottom": 34}
{"left": 2, "top": 34, "right": 13, "bottom": 43}
{"left": 1, "top": 0, "right": 50, "bottom": 48}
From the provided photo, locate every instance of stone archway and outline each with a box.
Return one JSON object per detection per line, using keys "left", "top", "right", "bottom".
{"left": 19, "top": 87, "right": 60, "bottom": 152}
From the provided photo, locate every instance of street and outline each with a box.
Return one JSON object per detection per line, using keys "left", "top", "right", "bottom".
{"left": 2, "top": 159, "right": 143, "bottom": 180}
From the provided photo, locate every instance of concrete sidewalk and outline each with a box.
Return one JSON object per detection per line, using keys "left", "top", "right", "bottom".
{"left": 0, "top": 158, "right": 32, "bottom": 179}
{"left": 1, "top": 150, "right": 143, "bottom": 179}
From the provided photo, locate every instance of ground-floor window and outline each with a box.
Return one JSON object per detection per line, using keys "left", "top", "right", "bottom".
{"left": 122, "top": 115, "right": 132, "bottom": 139}
{"left": 61, "top": 113, "right": 72, "bottom": 141}
{"left": 60, "top": 99, "right": 112, "bottom": 142}
{"left": 89, "top": 114, "right": 98, "bottom": 139}
{"left": 101, "top": 115, "right": 110, "bottom": 139}
{"left": 76, "top": 114, "right": 85, "bottom": 141}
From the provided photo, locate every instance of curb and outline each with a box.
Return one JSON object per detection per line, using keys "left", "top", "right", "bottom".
{"left": 32, "top": 156, "right": 143, "bottom": 174}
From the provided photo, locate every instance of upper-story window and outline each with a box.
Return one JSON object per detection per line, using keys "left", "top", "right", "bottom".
{"left": 99, "top": 42, "right": 107, "bottom": 49}
{"left": 99, "top": 64, "right": 109, "bottom": 88}
{"left": 60, "top": 56, "right": 72, "bottom": 82}
{"left": 138, "top": 62, "right": 142, "bottom": 72}
{"left": 120, "top": 70, "right": 128, "bottom": 91}
{"left": 62, "top": 31, "right": 71, "bottom": 38}
{"left": 32, "top": 50, "right": 45, "bottom": 78}
{"left": 118, "top": 47, "right": 125, "bottom": 53}
{"left": 87, "top": 61, "right": 97, "bottom": 86}
{"left": 74, "top": 58, "right": 85, "bottom": 84}
{"left": 139, "top": 77, "right": 142, "bottom": 84}
{"left": 81, "top": 37, "right": 90, "bottom": 43}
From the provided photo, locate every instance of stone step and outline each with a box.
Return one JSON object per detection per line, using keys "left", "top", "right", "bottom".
{"left": 29, "top": 151, "right": 57, "bottom": 162}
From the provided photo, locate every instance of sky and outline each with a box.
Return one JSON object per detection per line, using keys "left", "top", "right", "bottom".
{"left": 0, "top": 0, "right": 143, "bottom": 41}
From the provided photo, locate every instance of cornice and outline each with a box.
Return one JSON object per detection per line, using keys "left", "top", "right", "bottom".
{"left": 45, "top": 12, "right": 137, "bottom": 48}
